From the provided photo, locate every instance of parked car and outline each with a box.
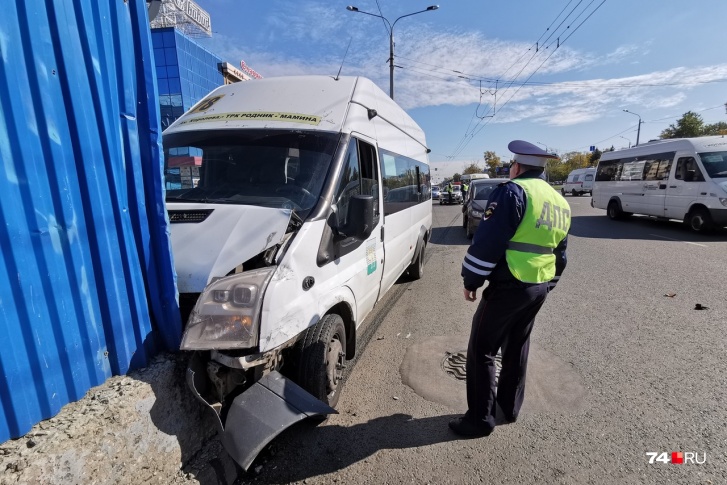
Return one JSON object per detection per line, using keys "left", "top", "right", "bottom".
{"left": 431, "top": 186, "right": 440, "bottom": 200}
{"left": 462, "top": 178, "right": 508, "bottom": 237}
{"left": 562, "top": 168, "right": 595, "bottom": 196}
{"left": 440, "top": 185, "right": 462, "bottom": 205}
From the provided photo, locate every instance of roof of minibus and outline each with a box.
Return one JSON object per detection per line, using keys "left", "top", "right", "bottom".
{"left": 162, "top": 75, "right": 425, "bottom": 145}
{"left": 599, "top": 136, "right": 727, "bottom": 161}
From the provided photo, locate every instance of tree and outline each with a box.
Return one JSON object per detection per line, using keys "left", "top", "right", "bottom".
{"left": 483, "top": 150, "right": 501, "bottom": 177}
{"left": 589, "top": 148, "right": 602, "bottom": 166}
{"left": 704, "top": 121, "right": 727, "bottom": 136}
{"left": 462, "top": 162, "right": 483, "bottom": 175}
{"left": 452, "top": 173, "right": 462, "bottom": 182}
{"left": 660, "top": 111, "right": 705, "bottom": 139}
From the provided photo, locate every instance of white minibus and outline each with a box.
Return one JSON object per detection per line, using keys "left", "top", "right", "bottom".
{"left": 162, "top": 76, "right": 432, "bottom": 468}
{"left": 592, "top": 136, "right": 727, "bottom": 232}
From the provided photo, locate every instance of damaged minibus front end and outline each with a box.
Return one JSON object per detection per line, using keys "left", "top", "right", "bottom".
{"left": 164, "top": 123, "right": 347, "bottom": 469}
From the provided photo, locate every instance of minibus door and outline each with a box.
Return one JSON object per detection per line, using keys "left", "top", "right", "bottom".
{"left": 665, "top": 154, "right": 704, "bottom": 219}
{"left": 641, "top": 156, "right": 672, "bottom": 217}
{"left": 335, "top": 135, "right": 384, "bottom": 322}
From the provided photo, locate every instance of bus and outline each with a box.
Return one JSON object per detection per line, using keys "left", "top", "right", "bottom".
{"left": 162, "top": 75, "right": 432, "bottom": 469}
{"left": 592, "top": 136, "right": 727, "bottom": 232}
{"left": 461, "top": 173, "right": 490, "bottom": 184}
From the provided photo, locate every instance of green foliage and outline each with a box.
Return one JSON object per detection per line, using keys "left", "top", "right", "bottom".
{"left": 452, "top": 173, "right": 461, "bottom": 182}
{"left": 589, "top": 148, "right": 602, "bottom": 165}
{"left": 546, "top": 152, "right": 593, "bottom": 182}
{"left": 704, "top": 121, "right": 727, "bottom": 136}
{"left": 660, "top": 111, "right": 705, "bottom": 139}
{"left": 483, "top": 150, "right": 501, "bottom": 177}
{"left": 462, "top": 162, "right": 483, "bottom": 175}
{"left": 659, "top": 111, "right": 727, "bottom": 139}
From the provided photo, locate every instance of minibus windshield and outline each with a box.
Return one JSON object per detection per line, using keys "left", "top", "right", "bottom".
{"left": 698, "top": 151, "right": 727, "bottom": 178}
{"left": 163, "top": 129, "right": 341, "bottom": 219}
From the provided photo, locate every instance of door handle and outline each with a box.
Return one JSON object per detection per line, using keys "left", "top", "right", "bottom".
{"left": 659, "top": 184, "right": 667, "bottom": 189}
{"left": 669, "top": 185, "right": 677, "bottom": 188}
{"left": 700, "top": 192, "right": 707, "bottom": 195}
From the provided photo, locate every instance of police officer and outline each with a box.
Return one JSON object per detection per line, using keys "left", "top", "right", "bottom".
{"left": 446, "top": 182, "right": 454, "bottom": 204}
{"left": 449, "top": 140, "right": 570, "bottom": 438}
{"left": 462, "top": 182, "right": 469, "bottom": 202}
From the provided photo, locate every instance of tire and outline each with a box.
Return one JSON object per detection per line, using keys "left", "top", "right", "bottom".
{"left": 561, "top": 188, "right": 566, "bottom": 196}
{"left": 292, "top": 314, "right": 347, "bottom": 408}
{"left": 686, "top": 208, "right": 713, "bottom": 233}
{"left": 407, "top": 241, "right": 425, "bottom": 280}
{"left": 462, "top": 215, "right": 468, "bottom": 229}
{"left": 439, "top": 199, "right": 443, "bottom": 205}
{"left": 571, "top": 189, "right": 578, "bottom": 197}
{"left": 607, "top": 200, "right": 624, "bottom": 220}
{"left": 466, "top": 223, "right": 473, "bottom": 239}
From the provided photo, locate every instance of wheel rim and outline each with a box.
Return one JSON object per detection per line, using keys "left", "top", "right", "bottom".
{"left": 608, "top": 204, "right": 616, "bottom": 218}
{"left": 326, "top": 334, "right": 345, "bottom": 399}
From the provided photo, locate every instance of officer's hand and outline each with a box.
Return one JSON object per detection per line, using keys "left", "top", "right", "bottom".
{"left": 463, "top": 288, "right": 477, "bottom": 302}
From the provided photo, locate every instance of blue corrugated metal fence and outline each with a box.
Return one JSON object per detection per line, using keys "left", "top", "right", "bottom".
{"left": 0, "top": 0, "right": 181, "bottom": 442}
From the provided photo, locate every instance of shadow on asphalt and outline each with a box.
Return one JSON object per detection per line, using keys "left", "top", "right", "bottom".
{"left": 570, "top": 215, "right": 727, "bottom": 241}
{"left": 429, "top": 226, "right": 470, "bottom": 246}
{"left": 247, "top": 413, "right": 462, "bottom": 483}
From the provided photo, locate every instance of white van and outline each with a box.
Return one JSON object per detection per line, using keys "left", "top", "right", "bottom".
{"left": 592, "top": 136, "right": 727, "bottom": 232}
{"left": 163, "top": 76, "right": 432, "bottom": 468}
{"left": 562, "top": 167, "right": 596, "bottom": 196}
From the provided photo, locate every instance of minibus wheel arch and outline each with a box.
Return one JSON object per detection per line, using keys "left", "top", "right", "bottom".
{"left": 328, "top": 302, "right": 356, "bottom": 359}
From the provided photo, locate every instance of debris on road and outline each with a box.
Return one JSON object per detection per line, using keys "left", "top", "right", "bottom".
{"left": 694, "top": 303, "right": 709, "bottom": 310}
{"left": 405, "top": 333, "right": 411, "bottom": 339}
{"left": 663, "top": 293, "right": 677, "bottom": 298}
{"left": 393, "top": 396, "right": 399, "bottom": 400}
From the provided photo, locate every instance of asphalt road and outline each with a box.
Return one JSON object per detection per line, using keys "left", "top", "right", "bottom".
{"left": 243, "top": 197, "right": 727, "bottom": 485}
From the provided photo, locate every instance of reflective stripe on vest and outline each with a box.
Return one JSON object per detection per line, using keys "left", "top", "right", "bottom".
{"left": 505, "top": 178, "right": 570, "bottom": 283}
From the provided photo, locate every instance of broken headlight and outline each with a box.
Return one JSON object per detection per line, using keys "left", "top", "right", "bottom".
{"left": 180, "top": 267, "right": 276, "bottom": 350}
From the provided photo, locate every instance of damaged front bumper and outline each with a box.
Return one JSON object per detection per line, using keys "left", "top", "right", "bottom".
{"left": 186, "top": 352, "right": 336, "bottom": 471}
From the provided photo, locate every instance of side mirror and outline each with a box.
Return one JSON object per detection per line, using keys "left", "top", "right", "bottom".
{"left": 336, "top": 195, "right": 375, "bottom": 241}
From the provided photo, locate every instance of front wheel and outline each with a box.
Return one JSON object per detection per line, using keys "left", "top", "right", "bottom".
{"left": 292, "top": 314, "right": 347, "bottom": 408}
{"left": 686, "top": 208, "right": 713, "bottom": 233}
{"left": 561, "top": 188, "right": 566, "bottom": 196}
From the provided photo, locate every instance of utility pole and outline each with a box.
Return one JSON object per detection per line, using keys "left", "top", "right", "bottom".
{"left": 623, "top": 110, "right": 643, "bottom": 146}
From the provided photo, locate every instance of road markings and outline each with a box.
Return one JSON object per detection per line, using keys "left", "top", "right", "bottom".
{"left": 649, "top": 234, "right": 708, "bottom": 247}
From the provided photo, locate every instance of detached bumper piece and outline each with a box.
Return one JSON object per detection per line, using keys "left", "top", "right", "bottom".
{"left": 187, "top": 353, "right": 337, "bottom": 471}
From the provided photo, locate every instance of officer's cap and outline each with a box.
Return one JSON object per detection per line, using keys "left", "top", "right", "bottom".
{"left": 508, "top": 140, "right": 558, "bottom": 167}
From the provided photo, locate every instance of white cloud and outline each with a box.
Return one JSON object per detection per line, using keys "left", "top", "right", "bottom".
{"left": 199, "top": 2, "right": 727, "bottom": 127}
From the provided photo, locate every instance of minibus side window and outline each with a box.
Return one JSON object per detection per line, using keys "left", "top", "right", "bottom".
{"left": 675, "top": 157, "right": 704, "bottom": 182}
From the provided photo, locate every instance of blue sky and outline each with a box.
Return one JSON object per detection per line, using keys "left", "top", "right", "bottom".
{"left": 198, "top": 0, "right": 727, "bottom": 177}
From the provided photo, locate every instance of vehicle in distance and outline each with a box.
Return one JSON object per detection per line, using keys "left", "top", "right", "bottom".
{"left": 462, "top": 178, "right": 508, "bottom": 238}
{"left": 431, "top": 185, "right": 440, "bottom": 200}
{"left": 562, "top": 167, "right": 595, "bottom": 196}
{"left": 440, "top": 184, "right": 462, "bottom": 205}
{"left": 592, "top": 136, "right": 727, "bottom": 232}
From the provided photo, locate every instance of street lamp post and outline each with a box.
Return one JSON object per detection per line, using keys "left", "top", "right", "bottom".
{"left": 622, "top": 109, "right": 643, "bottom": 146}
{"left": 346, "top": 5, "right": 439, "bottom": 100}
{"left": 619, "top": 135, "right": 631, "bottom": 148}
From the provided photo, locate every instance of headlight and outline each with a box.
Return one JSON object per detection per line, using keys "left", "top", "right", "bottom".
{"left": 719, "top": 198, "right": 727, "bottom": 207}
{"left": 181, "top": 267, "right": 276, "bottom": 350}
{"left": 470, "top": 210, "right": 484, "bottom": 218}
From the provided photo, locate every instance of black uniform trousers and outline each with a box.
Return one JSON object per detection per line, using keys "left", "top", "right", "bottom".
{"left": 465, "top": 281, "right": 548, "bottom": 429}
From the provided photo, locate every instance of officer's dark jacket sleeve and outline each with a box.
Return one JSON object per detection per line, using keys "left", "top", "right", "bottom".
{"left": 461, "top": 182, "right": 524, "bottom": 291}
{"left": 549, "top": 234, "right": 568, "bottom": 291}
